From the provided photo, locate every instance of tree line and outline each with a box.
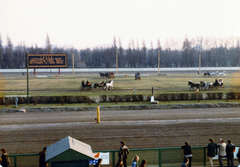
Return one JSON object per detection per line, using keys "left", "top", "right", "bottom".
{"left": 0, "top": 34, "right": 239, "bottom": 69}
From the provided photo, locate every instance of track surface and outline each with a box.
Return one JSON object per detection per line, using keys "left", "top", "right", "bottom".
{"left": 0, "top": 108, "right": 240, "bottom": 154}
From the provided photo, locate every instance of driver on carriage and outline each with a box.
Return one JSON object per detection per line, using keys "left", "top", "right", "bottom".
{"left": 82, "top": 80, "right": 85, "bottom": 86}
{"left": 86, "top": 80, "right": 91, "bottom": 86}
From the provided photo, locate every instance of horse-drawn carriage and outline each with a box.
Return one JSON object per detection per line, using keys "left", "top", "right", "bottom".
{"left": 189, "top": 78, "right": 224, "bottom": 91}
{"left": 79, "top": 80, "right": 114, "bottom": 91}
{"left": 99, "top": 72, "right": 115, "bottom": 79}
{"left": 135, "top": 72, "right": 141, "bottom": 80}
{"left": 203, "top": 71, "right": 210, "bottom": 77}
{"left": 79, "top": 81, "right": 92, "bottom": 91}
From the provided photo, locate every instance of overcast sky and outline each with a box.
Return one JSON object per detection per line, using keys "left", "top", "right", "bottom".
{"left": 0, "top": 0, "right": 240, "bottom": 49}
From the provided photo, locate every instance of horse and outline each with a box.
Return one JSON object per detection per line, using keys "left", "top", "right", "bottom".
{"left": 99, "top": 72, "right": 109, "bottom": 78}
{"left": 211, "top": 71, "right": 219, "bottom": 76}
{"left": 92, "top": 81, "right": 106, "bottom": 90}
{"left": 188, "top": 80, "right": 201, "bottom": 91}
{"left": 200, "top": 81, "right": 213, "bottom": 90}
{"left": 105, "top": 80, "right": 114, "bottom": 90}
{"left": 219, "top": 71, "right": 226, "bottom": 77}
{"left": 213, "top": 78, "right": 224, "bottom": 88}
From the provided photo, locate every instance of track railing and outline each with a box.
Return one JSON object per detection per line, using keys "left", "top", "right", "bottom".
{"left": 8, "top": 145, "right": 240, "bottom": 167}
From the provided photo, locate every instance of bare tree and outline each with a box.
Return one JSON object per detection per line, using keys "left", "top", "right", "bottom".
{"left": 182, "top": 35, "right": 191, "bottom": 67}
{"left": 5, "top": 35, "right": 14, "bottom": 68}
{"left": 142, "top": 39, "right": 147, "bottom": 67}
{"left": 0, "top": 34, "right": 3, "bottom": 68}
{"left": 45, "top": 33, "right": 52, "bottom": 53}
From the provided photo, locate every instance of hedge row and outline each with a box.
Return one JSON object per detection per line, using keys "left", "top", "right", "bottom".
{"left": 1, "top": 92, "right": 240, "bottom": 104}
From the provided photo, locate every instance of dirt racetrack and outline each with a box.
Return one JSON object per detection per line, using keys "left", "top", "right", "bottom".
{"left": 0, "top": 108, "right": 240, "bottom": 154}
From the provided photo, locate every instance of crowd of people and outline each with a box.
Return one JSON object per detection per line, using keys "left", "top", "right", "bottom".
{"left": 1, "top": 139, "right": 240, "bottom": 167}
{"left": 181, "top": 139, "right": 240, "bottom": 167}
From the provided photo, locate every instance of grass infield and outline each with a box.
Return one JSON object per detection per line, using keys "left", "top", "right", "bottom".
{"left": 0, "top": 73, "right": 240, "bottom": 97}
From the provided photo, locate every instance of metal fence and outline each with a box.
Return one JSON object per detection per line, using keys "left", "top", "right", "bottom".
{"left": 8, "top": 146, "right": 240, "bottom": 167}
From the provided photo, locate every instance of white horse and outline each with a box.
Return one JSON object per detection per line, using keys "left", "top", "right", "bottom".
{"left": 211, "top": 71, "right": 219, "bottom": 76}
{"left": 105, "top": 80, "right": 114, "bottom": 90}
{"left": 219, "top": 71, "right": 226, "bottom": 77}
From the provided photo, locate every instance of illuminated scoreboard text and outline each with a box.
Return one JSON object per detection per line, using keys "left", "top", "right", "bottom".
{"left": 28, "top": 54, "right": 67, "bottom": 68}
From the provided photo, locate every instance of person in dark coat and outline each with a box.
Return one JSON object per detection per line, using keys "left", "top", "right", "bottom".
{"left": 39, "top": 147, "right": 48, "bottom": 167}
{"left": 226, "top": 139, "right": 235, "bottom": 167}
{"left": 139, "top": 160, "right": 147, "bottom": 167}
{"left": 207, "top": 138, "right": 218, "bottom": 167}
{"left": 0, "top": 157, "right": 2, "bottom": 167}
{"left": 237, "top": 147, "right": 240, "bottom": 162}
{"left": 1, "top": 149, "right": 10, "bottom": 167}
{"left": 181, "top": 157, "right": 189, "bottom": 167}
{"left": 94, "top": 158, "right": 102, "bottom": 167}
{"left": 181, "top": 141, "right": 192, "bottom": 167}
{"left": 118, "top": 141, "right": 129, "bottom": 167}
{"left": 115, "top": 159, "right": 123, "bottom": 167}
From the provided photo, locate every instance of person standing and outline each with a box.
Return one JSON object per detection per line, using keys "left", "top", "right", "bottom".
{"left": 0, "top": 149, "right": 10, "bottom": 167}
{"left": 94, "top": 158, "right": 102, "bottom": 167}
{"left": 237, "top": 147, "right": 240, "bottom": 162}
{"left": 181, "top": 158, "right": 189, "bottom": 167}
{"left": 226, "top": 139, "right": 235, "bottom": 167}
{"left": 39, "top": 147, "right": 48, "bottom": 167}
{"left": 115, "top": 159, "right": 123, "bottom": 167}
{"left": 132, "top": 155, "right": 139, "bottom": 167}
{"left": 217, "top": 138, "right": 226, "bottom": 167}
{"left": 118, "top": 141, "right": 129, "bottom": 167}
{"left": 181, "top": 142, "right": 192, "bottom": 167}
{"left": 207, "top": 138, "right": 218, "bottom": 167}
{"left": 139, "top": 160, "right": 147, "bottom": 167}
{"left": 0, "top": 157, "right": 3, "bottom": 167}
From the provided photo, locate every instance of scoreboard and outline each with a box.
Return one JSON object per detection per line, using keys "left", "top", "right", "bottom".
{"left": 28, "top": 54, "right": 67, "bottom": 68}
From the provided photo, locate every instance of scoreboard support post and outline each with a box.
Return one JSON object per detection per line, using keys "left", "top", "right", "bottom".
{"left": 26, "top": 52, "right": 29, "bottom": 104}
{"left": 34, "top": 68, "right": 36, "bottom": 75}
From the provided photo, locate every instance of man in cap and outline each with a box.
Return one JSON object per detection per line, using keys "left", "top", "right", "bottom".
{"left": 217, "top": 138, "right": 226, "bottom": 167}
{"left": 118, "top": 141, "right": 129, "bottom": 167}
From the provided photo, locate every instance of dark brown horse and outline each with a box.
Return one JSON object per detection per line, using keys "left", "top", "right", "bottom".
{"left": 188, "top": 80, "right": 201, "bottom": 91}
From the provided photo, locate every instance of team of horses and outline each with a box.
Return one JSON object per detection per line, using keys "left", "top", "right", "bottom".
{"left": 188, "top": 79, "right": 224, "bottom": 91}
{"left": 80, "top": 80, "right": 114, "bottom": 91}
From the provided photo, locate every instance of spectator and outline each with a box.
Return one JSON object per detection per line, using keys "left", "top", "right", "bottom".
{"left": 217, "top": 138, "right": 226, "bottom": 167}
{"left": 181, "top": 158, "right": 189, "bottom": 167}
{"left": 237, "top": 148, "right": 240, "bottom": 162}
{"left": 226, "top": 139, "right": 235, "bottom": 167}
{"left": 0, "top": 157, "right": 2, "bottom": 167}
{"left": 132, "top": 155, "right": 139, "bottom": 167}
{"left": 39, "top": 147, "right": 48, "bottom": 167}
{"left": 181, "top": 141, "right": 192, "bottom": 167}
{"left": 207, "top": 138, "right": 218, "bottom": 167}
{"left": 0, "top": 149, "right": 10, "bottom": 167}
{"left": 118, "top": 141, "right": 129, "bottom": 167}
{"left": 115, "top": 159, "right": 123, "bottom": 167}
{"left": 139, "top": 160, "right": 147, "bottom": 167}
{"left": 94, "top": 158, "right": 102, "bottom": 167}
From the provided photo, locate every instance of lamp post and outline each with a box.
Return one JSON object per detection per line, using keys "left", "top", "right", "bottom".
{"left": 26, "top": 51, "right": 29, "bottom": 104}
{"left": 72, "top": 51, "right": 74, "bottom": 75}
{"left": 199, "top": 51, "right": 201, "bottom": 74}
{"left": 116, "top": 51, "right": 118, "bottom": 74}
{"left": 158, "top": 50, "right": 160, "bottom": 74}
